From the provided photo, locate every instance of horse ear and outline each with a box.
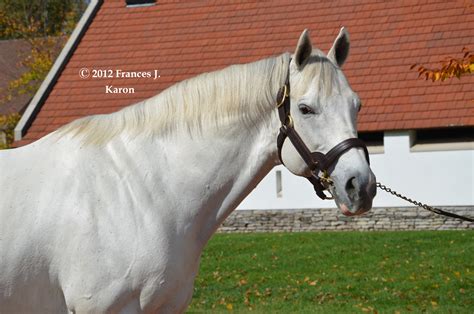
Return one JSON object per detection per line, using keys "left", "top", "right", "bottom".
{"left": 328, "top": 27, "right": 350, "bottom": 67}
{"left": 294, "top": 29, "right": 312, "bottom": 68}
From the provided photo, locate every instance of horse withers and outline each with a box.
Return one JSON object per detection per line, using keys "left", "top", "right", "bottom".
{"left": 0, "top": 28, "right": 375, "bottom": 313}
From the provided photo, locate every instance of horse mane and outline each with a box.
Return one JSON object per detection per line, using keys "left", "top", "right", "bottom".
{"left": 57, "top": 53, "right": 292, "bottom": 145}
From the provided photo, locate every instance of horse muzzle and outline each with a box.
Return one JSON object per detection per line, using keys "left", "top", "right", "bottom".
{"left": 332, "top": 168, "right": 377, "bottom": 216}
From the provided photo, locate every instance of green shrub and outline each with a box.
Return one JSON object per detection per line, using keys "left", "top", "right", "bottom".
{"left": 0, "top": 113, "right": 21, "bottom": 149}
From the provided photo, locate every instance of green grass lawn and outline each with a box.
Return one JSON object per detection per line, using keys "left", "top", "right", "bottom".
{"left": 187, "top": 231, "right": 473, "bottom": 313}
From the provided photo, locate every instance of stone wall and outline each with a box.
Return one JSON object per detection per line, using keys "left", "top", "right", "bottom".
{"left": 218, "top": 207, "right": 473, "bottom": 233}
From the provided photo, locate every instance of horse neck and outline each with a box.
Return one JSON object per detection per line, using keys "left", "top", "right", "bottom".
{"left": 107, "top": 55, "right": 288, "bottom": 249}
{"left": 169, "top": 61, "right": 290, "bottom": 246}
{"left": 119, "top": 105, "right": 281, "bottom": 252}
{"left": 152, "top": 107, "right": 281, "bottom": 248}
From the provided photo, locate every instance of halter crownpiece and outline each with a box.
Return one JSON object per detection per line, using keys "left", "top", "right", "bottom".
{"left": 276, "top": 60, "right": 370, "bottom": 200}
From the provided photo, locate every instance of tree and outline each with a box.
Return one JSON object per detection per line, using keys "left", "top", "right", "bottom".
{"left": 0, "top": 1, "right": 86, "bottom": 100}
{"left": 0, "top": 0, "right": 86, "bottom": 149}
{"left": 0, "top": 0, "right": 86, "bottom": 40}
{"left": 0, "top": 113, "right": 20, "bottom": 149}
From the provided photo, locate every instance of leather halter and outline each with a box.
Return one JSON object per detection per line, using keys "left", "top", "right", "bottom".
{"left": 276, "top": 61, "right": 370, "bottom": 200}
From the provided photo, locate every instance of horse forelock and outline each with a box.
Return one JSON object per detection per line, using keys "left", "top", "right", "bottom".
{"left": 292, "top": 50, "right": 347, "bottom": 99}
{"left": 56, "top": 53, "right": 291, "bottom": 145}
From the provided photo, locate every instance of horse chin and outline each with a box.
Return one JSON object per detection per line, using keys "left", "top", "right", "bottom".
{"left": 331, "top": 186, "right": 371, "bottom": 216}
{"left": 338, "top": 203, "right": 370, "bottom": 216}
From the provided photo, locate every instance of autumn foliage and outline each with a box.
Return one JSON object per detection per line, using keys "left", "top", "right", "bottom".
{"left": 411, "top": 48, "right": 474, "bottom": 82}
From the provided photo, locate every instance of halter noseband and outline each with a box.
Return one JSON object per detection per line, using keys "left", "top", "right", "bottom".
{"left": 276, "top": 60, "right": 370, "bottom": 200}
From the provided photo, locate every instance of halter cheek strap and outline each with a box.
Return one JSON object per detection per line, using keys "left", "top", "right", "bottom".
{"left": 276, "top": 60, "right": 370, "bottom": 200}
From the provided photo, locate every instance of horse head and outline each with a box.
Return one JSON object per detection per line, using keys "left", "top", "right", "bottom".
{"left": 278, "top": 28, "right": 376, "bottom": 216}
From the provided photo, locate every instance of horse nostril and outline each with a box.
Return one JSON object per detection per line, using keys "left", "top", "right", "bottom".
{"left": 345, "top": 176, "right": 358, "bottom": 199}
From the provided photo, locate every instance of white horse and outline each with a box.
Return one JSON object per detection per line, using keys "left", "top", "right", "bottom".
{"left": 0, "top": 29, "right": 375, "bottom": 313}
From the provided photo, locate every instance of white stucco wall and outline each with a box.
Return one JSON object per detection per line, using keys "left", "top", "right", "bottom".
{"left": 238, "top": 131, "right": 474, "bottom": 210}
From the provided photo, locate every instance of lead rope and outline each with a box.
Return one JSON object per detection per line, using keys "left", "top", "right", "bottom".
{"left": 376, "top": 182, "right": 474, "bottom": 222}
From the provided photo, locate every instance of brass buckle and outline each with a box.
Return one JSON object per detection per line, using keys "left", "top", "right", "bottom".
{"left": 320, "top": 170, "right": 334, "bottom": 199}
{"left": 276, "top": 85, "right": 288, "bottom": 108}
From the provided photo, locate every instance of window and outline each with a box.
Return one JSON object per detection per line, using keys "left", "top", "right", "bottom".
{"left": 276, "top": 170, "right": 283, "bottom": 198}
{"left": 411, "top": 127, "right": 473, "bottom": 152}
{"left": 359, "top": 131, "right": 384, "bottom": 154}
{"left": 126, "top": 0, "right": 156, "bottom": 8}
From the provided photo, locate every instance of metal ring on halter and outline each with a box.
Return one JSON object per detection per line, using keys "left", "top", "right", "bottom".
{"left": 284, "top": 114, "right": 294, "bottom": 128}
{"left": 276, "top": 85, "right": 288, "bottom": 108}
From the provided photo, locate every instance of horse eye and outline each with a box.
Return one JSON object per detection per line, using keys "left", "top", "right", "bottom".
{"left": 299, "top": 105, "right": 315, "bottom": 115}
{"left": 358, "top": 103, "right": 363, "bottom": 112}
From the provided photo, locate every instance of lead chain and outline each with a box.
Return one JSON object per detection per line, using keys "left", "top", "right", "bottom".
{"left": 376, "top": 182, "right": 474, "bottom": 222}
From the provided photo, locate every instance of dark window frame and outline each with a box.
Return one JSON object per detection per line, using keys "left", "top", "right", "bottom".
{"left": 359, "top": 131, "right": 384, "bottom": 147}
{"left": 414, "top": 127, "right": 473, "bottom": 145}
{"left": 126, "top": 0, "right": 156, "bottom": 7}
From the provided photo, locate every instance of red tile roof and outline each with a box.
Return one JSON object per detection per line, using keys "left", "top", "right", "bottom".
{"left": 16, "top": 0, "right": 474, "bottom": 145}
